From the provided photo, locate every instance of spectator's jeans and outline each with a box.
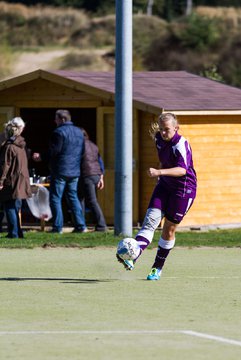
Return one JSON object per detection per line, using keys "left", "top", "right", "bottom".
{"left": 50, "top": 176, "right": 86, "bottom": 232}
{"left": 4, "top": 199, "right": 23, "bottom": 238}
{"left": 81, "top": 175, "right": 107, "bottom": 231}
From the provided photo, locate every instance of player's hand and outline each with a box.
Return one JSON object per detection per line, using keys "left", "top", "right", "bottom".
{"left": 147, "top": 167, "right": 161, "bottom": 178}
{"left": 0, "top": 185, "right": 3, "bottom": 190}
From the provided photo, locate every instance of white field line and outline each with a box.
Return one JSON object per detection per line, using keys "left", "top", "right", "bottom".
{"left": 0, "top": 330, "right": 240, "bottom": 347}
{"left": 182, "top": 331, "right": 241, "bottom": 347}
{"left": 163, "top": 275, "right": 240, "bottom": 280}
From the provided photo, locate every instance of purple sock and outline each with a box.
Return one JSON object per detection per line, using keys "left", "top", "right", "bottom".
{"left": 153, "top": 246, "right": 171, "bottom": 270}
{"left": 135, "top": 235, "right": 150, "bottom": 260}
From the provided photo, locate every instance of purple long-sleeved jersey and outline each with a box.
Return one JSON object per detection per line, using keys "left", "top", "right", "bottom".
{"left": 155, "top": 131, "right": 197, "bottom": 197}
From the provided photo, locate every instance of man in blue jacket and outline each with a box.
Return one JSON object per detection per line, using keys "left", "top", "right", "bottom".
{"left": 33, "top": 109, "right": 87, "bottom": 233}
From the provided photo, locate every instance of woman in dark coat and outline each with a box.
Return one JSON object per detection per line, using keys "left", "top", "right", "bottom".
{"left": 0, "top": 117, "right": 31, "bottom": 238}
{"left": 79, "top": 128, "right": 107, "bottom": 232}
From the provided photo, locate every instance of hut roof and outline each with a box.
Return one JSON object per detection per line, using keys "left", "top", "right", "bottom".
{"left": 1, "top": 69, "right": 241, "bottom": 114}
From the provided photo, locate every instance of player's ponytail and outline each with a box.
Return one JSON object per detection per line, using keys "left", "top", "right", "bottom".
{"left": 149, "top": 122, "right": 160, "bottom": 139}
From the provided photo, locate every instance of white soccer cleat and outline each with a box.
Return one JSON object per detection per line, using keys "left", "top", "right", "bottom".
{"left": 116, "top": 254, "right": 135, "bottom": 271}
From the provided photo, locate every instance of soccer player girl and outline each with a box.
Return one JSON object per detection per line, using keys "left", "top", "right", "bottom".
{"left": 118, "top": 112, "right": 197, "bottom": 280}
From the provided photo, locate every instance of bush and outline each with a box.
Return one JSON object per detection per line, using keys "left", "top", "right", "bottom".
{"left": 0, "top": 44, "right": 13, "bottom": 78}
{"left": 57, "top": 49, "right": 115, "bottom": 71}
{"left": 0, "top": 3, "right": 89, "bottom": 46}
{"left": 70, "top": 15, "right": 116, "bottom": 48}
{"left": 196, "top": 6, "right": 241, "bottom": 31}
{"left": 70, "top": 13, "right": 169, "bottom": 59}
{"left": 218, "top": 36, "right": 241, "bottom": 86}
{"left": 200, "top": 65, "right": 224, "bottom": 82}
{"left": 60, "top": 52, "right": 93, "bottom": 69}
{"left": 175, "top": 13, "right": 222, "bottom": 51}
{"left": 133, "top": 15, "right": 168, "bottom": 57}
{"left": 143, "top": 12, "right": 227, "bottom": 78}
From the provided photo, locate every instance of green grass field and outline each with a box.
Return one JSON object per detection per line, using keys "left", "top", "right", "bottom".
{"left": 0, "top": 227, "right": 241, "bottom": 248}
{"left": 0, "top": 247, "right": 240, "bottom": 359}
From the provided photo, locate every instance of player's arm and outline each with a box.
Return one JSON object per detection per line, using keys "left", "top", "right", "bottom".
{"left": 148, "top": 167, "right": 186, "bottom": 178}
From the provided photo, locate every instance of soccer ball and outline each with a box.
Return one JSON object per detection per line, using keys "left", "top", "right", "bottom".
{"left": 117, "top": 237, "right": 141, "bottom": 261}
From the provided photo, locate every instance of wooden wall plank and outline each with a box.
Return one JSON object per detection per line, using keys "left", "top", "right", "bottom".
{"left": 0, "top": 78, "right": 107, "bottom": 105}
{"left": 139, "top": 111, "right": 241, "bottom": 227}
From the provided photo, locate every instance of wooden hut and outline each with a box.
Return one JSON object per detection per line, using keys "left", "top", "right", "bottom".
{"left": 0, "top": 69, "right": 241, "bottom": 228}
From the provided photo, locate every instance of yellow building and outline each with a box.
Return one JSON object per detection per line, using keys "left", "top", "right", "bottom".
{"left": 1, "top": 69, "right": 241, "bottom": 228}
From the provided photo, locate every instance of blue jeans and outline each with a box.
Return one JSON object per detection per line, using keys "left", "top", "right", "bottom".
{"left": 50, "top": 176, "right": 86, "bottom": 232}
{"left": 4, "top": 199, "right": 23, "bottom": 238}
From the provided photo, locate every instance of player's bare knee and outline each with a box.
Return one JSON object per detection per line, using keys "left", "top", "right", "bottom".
{"left": 162, "top": 219, "right": 177, "bottom": 240}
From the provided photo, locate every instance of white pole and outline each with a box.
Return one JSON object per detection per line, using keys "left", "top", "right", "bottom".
{"left": 114, "top": 0, "right": 133, "bottom": 236}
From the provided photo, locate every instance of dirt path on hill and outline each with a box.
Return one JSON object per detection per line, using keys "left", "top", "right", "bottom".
{"left": 11, "top": 49, "right": 69, "bottom": 76}
{"left": 10, "top": 48, "right": 113, "bottom": 77}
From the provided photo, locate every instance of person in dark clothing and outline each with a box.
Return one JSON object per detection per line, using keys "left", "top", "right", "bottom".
{"left": 0, "top": 131, "right": 6, "bottom": 232}
{"left": 0, "top": 117, "right": 32, "bottom": 238}
{"left": 79, "top": 128, "right": 107, "bottom": 232}
{"left": 33, "top": 109, "right": 87, "bottom": 234}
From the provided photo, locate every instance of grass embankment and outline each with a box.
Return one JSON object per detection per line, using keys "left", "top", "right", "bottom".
{"left": 0, "top": 228, "right": 240, "bottom": 249}
{"left": 2, "top": 2, "right": 241, "bottom": 85}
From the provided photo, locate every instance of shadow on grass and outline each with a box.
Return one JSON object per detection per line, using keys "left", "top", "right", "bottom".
{"left": 0, "top": 277, "right": 114, "bottom": 284}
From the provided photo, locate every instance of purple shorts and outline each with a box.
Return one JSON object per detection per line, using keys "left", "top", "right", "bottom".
{"left": 148, "top": 181, "right": 196, "bottom": 224}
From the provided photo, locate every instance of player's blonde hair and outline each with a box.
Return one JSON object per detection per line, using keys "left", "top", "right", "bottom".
{"left": 149, "top": 113, "right": 179, "bottom": 139}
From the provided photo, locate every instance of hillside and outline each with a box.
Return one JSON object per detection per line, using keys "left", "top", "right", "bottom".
{"left": 0, "top": 2, "right": 167, "bottom": 78}
{"left": 8, "top": 48, "right": 114, "bottom": 78}
{"left": 0, "top": 2, "right": 241, "bottom": 86}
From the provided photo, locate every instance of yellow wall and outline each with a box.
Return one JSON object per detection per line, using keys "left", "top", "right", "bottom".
{"left": 96, "top": 108, "right": 139, "bottom": 224}
{"left": 139, "top": 112, "right": 241, "bottom": 227}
